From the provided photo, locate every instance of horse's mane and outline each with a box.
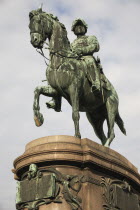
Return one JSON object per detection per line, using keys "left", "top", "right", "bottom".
{"left": 45, "top": 12, "right": 67, "bottom": 34}
{"left": 29, "top": 9, "right": 67, "bottom": 32}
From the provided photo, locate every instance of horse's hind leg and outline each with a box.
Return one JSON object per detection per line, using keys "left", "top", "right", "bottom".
{"left": 86, "top": 112, "right": 107, "bottom": 145}
{"left": 104, "top": 98, "right": 118, "bottom": 147}
{"left": 33, "top": 85, "right": 58, "bottom": 127}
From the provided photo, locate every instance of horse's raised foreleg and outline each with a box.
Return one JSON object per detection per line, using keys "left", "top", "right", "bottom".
{"left": 104, "top": 98, "right": 118, "bottom": 147}
{"left": 33, "top": 85, "right": 58, "bottom": 127}
{"left": 69, "top": 84, "right": 81, "bottom": 139}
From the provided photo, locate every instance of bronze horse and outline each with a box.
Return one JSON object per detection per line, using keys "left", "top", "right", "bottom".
{"left": 29, "top": 8, "right": 126, "bottom": 147}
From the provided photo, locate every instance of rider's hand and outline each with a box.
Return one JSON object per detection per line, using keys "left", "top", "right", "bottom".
{"left": 77, "top": 48, "right": 83, "bottom": 54}
{"left": 68, "top": 50, "right": 77, "bottom": 57}
{"left": 72, "top": 48, "right": 83, "bottom": 57}
{"left": 50, "top": 49, "right": 55, "bottom": 54}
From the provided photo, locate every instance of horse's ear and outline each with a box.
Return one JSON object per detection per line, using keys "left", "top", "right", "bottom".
{"left": 38, "top": 3, "right": 43, "bottom": 13}
{"left": 37, "top": 8, "right": 42, "bottom": 13}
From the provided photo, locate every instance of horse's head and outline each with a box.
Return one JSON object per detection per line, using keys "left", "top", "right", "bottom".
{"left": 29, "top": 8, "right": 54, "bottom": 48}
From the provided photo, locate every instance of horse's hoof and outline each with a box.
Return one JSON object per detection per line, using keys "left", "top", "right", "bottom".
{"left": 34, "top": 113, "right": 44, "bottom": 127}
{"left": 34, "top": 116, "right": 42, "bottom": 127}
{"left": 104, "top": 144, "right": 109, "bottom": 148}
{"left": 75, "top": 134, "right": 81, "bottom": 139}
{"left": 104, "top": 142, "right": 110, "bottom": 147}
{"left": 103, "top": 138, "right": 111, "bottom": 147}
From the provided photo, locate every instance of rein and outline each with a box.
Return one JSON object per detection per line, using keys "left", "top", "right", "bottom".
{"left": 32, "top": 13, "right": 81, "bottom": 66}
{"left": 50, "top": 50, "right": 81, "bottom": 59}
{"left": 44, "top": 42, "right": 80, "bottom": 59}
{"left": 36, "top": 48, "right": 49, "bottom": 66}
{"left": 36, "top": 43, "right": 81, "bottom": 67}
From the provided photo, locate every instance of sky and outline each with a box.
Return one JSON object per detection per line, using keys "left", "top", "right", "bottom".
{"left": 0, "top": 0, "right": 140, "bottom": 209}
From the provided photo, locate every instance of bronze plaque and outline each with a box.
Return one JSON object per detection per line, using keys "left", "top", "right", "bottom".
{"left": 16, "top": 174, "right": 56, "bottom": 204}
{"left": 115, "top": 185, "right": 140, "bottom": 210}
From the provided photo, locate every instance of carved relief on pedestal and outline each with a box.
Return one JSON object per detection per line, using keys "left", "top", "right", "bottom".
{"left": 16, "top": 164, "right": 83, "bottom": 210}
{"left": 101, "top": 177, "right": 140, "bottom": 210}
{"left": 16, "top": 164, "right": 103, "bottom": 210}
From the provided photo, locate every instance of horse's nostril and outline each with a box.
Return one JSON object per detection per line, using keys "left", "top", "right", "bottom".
{"left": 34, "top": 37, "right": 37, "bottom": 42}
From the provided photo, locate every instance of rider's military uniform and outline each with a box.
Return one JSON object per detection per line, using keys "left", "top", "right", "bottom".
{"left": 71, "top": 19, "right": 101, "bottom": 92}
{"left": 71, "top": 35, "right": 100, "bottom": 90}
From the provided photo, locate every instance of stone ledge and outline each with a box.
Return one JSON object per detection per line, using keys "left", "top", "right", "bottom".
{"left": 13, "top": 135, "right": 140, "bottom": 188}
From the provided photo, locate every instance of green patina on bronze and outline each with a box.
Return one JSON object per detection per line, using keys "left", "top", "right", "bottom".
{"left": 29, "top": 8, "right": 126, "bottom": 147}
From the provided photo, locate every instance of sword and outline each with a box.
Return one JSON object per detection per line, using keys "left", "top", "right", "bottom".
{"left": 96, "top": 56, "right": 105, "bottom": 103}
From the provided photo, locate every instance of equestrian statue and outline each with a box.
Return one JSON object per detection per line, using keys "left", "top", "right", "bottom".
{"left": 29, "top": 8, "right": 126, "bottom": 147}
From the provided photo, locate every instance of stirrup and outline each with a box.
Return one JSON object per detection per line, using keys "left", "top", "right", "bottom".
{"left": 91, "top": 85, "right": 100, "bottom": 92}
{"left": 91, "top": 85, "right": 101, "bottom": 96}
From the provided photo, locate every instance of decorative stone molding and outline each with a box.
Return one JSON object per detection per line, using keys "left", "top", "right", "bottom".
{"left": 13, "top": 136, "right": 140, "bottom": 210}
{"left": 13, "top": 136, "right": 140, "bottom": 187}
{"left": 101, "top": 177, "right": 140, "bottom": 210}
{"left": 16, "top": 164, "right": 103, "bottom": 210}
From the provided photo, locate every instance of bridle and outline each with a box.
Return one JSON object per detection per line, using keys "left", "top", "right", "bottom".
{"left": 30, "top": 12, "right": 81, "bottom": 66}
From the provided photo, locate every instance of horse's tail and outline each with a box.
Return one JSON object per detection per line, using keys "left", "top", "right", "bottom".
{"left": 115, "top": 112, "right": 126, "bottom": 135}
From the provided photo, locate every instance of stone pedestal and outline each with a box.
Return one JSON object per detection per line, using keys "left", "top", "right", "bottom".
{"left": 13, "top": 135, "right": 140, "bottom": 210}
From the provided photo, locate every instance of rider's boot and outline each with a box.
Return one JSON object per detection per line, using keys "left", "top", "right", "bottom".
{"left": 46, "top": 98, "right": 61, "bottom": 112}
{"left": 46, "top": 99, "right": 56, "bottom": 109}
{"left": 91, "top": 80, "right": 101, "bottom": 95}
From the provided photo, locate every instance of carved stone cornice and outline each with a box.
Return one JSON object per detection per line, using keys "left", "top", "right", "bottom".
{"left": 13, "top": 136, "right": 140, "bottom": 189}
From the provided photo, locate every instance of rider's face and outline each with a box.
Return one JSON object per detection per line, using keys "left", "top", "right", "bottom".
{"left": 74, "top": 25, "right": 86, "bottom": 36}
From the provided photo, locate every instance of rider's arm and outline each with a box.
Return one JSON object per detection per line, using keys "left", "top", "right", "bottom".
{"left": 81, "top": 36, "right": 100, "bottom": 55}
{"left": 69, "top": 41, "right": 80, "bottom": 57}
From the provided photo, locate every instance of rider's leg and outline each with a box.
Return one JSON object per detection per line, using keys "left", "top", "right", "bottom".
{"left": 91, "top": 58, "right": 101, "bottom": 92}
{"left": 84, "top": 57, "right": 100, "bottom": 93}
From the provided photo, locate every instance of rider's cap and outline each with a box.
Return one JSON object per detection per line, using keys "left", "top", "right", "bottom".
{"left": 71, "top": 19, "right": 88, "bottom": 32}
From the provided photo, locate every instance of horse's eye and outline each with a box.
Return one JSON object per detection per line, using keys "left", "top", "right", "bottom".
{"left": 29, "top": 12, "right": 34, "bottom": 20}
